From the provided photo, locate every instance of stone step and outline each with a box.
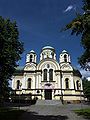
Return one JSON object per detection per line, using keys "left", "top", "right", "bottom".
{"left": 36, "top": 100, "right": 62, "bottom": 105}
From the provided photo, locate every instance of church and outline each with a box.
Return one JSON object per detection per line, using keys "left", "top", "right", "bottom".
{"left": 12, "top": 46, "right": 84, "bottom": 103}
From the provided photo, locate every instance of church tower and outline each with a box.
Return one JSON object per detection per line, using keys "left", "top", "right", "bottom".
{"left": 59, "top": 50, "right": 71, "bottom": 64}
{"left": 40, "top": 46, "right": 56, "bottom": 61}
{"left": 26, "top": 50, "right": 37, "bottom": 64}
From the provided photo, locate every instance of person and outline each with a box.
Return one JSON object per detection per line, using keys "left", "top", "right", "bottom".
{"left": 60, "top": 96, "right": 64, "bottom": 104}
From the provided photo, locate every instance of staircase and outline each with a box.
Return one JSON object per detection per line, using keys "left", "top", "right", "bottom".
{"left": 36, "top": 100, "right": 62, "bottom": 105}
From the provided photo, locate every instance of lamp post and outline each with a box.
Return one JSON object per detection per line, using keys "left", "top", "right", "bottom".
{"left": 19, "top": 82, "right": 22, "bottom": 109}
{"left": 79, "top": 82, "right": 83, "bottom": 110}
{"left": 60, "top": 71, "right": 63, "bottom": 104}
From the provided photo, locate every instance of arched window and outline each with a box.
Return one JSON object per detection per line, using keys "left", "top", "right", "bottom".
{"left": 65, "top": 78, "right": 69, "bottom": 89}
{"left": 43, "top": 69, "right": 47, "bottom": 81}
{"left": 74, "top": 81, "right": 75, "bottom": 89}
{"left": 30, "top": 54, "right": 33, "bottom": 62}
{"left": 28, "top": 78, "right": 31, "bottom": 89}
{"left": 49, "top": 69, "right": 53, "bottom": 81}
{"left": 76, "top": 80, "right": 79, "bottom": 90}
{"left": 17, "top": 80, "right": 20, "bottom": 89}
{"left": 42, "top": 53, "right": 44, "bottom": 59}
{"left": 64, "top": 54, "right": 67, "bottom": 62}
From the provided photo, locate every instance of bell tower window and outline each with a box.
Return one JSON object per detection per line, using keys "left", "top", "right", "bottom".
{"left": 51, "top": 52, "right": 54, "bottom": 59}
{"left": 30, "top": 55, "right": 33, "bottom": 62}
{"left": 64, "top": 54, "right": 67, "bottom": 62}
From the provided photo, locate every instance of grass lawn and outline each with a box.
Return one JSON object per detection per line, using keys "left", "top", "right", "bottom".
{"left": 74, "top": 108, "right": 90, "bottom": 119}
{"left": 0, "top": 107, "right": 25, "bottom": 120}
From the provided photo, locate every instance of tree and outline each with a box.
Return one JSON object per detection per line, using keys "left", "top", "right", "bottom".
{"left": 0, "top": 16, "right": 24, "bottom": 103}
{"left": 63, "top": 0, "right": 90, "bottom": 70}
{"left": 82, "top": 77, "right": 90, "bottom": 101}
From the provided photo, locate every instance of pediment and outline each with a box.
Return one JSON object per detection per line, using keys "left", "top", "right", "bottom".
{"left": 61, "top": 64, "right": 73, "bottom": 71}
{"left": 24, "top": 64, "right": 36, "bottom": 71}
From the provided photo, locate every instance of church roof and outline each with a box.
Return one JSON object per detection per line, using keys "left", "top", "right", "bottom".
{"left": 62, "top": 50, "right": 68, "bottom": 53}
{"left": 42, "top": 46, "right": 55, "bottom": 51}
{"left": 13, "top": 66, "right": 24, "bottom": 75}
{"left": 30, "top": 50, "right": 35, "bottom": 53}
{"left": 29, "top": 50, "right": 36, "bottom": 54}
{"left": 42, "top": 46, "right": 54, "bottom": 49}
{"left": 15, "top": 66, "right": 24, "bottom": 70}
{"left": 73, "top": 68, "right": 82, "bottom": 78}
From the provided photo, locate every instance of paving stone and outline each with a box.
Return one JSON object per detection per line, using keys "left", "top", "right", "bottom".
{"left": 20, "top": 101, "right": 90, "bottom": 120}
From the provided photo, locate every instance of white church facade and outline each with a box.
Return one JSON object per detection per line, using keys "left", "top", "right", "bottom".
{"left": 12, "top": 46, "right": 84, "bottom": 103}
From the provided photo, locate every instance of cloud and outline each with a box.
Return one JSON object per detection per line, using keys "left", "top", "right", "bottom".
{"left": 63, "top": 5, "right": 75, "bottom": 13}
{"left": 80, "top": 69, "right": 90, "bottom": 78}
{"left": 87, "top": 77, "right": 90, "bottom": 81}
{"left": 76, "top": 65, "right": 90, "bottom": 78}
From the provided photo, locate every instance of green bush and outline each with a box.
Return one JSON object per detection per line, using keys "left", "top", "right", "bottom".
{"left": 74, "top": 108, "right": 90, "bottom": 119}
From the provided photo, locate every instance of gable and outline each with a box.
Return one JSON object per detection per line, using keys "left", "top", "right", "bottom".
{"left": 60, "top": 64, "right": 73, "bottom": 71}
{"left": 24, "top": 63, "right": 36, "bottom": 71}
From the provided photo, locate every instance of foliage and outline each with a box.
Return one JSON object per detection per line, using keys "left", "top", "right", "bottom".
{"left": 63, "top": 0, "right": 90, "bottom": 70}
{"left": 74, "top": 108, "right": 90, "bottom": 119}
{"left": 0, "top": 16, "right": 24, "bottom": 102}
{"left": 82, "top": 77, "right": 90, "bottom": 101}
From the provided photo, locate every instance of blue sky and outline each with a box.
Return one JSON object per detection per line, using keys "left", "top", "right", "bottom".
{"left": 0, "top": 0, "right": 89, "bottom": 77}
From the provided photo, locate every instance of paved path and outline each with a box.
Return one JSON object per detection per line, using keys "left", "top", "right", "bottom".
{"left": 20, "top": 101, "right": 90, "bottom": 120}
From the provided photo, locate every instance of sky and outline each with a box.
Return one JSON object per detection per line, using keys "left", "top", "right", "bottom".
{"left": 0, "top": 0, "right": 90, "bottom": 78}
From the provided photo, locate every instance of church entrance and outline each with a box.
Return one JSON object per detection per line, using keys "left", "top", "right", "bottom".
{"left": 44, "top": 89, "right": 52, "bottom": 100}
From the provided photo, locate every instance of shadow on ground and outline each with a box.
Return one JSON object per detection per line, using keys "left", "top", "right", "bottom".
{"left": 3, "top": 100, "right": 36, "bottom": 107}
{"left": 20, "top": 111, "right": 68, "bottom": 120}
